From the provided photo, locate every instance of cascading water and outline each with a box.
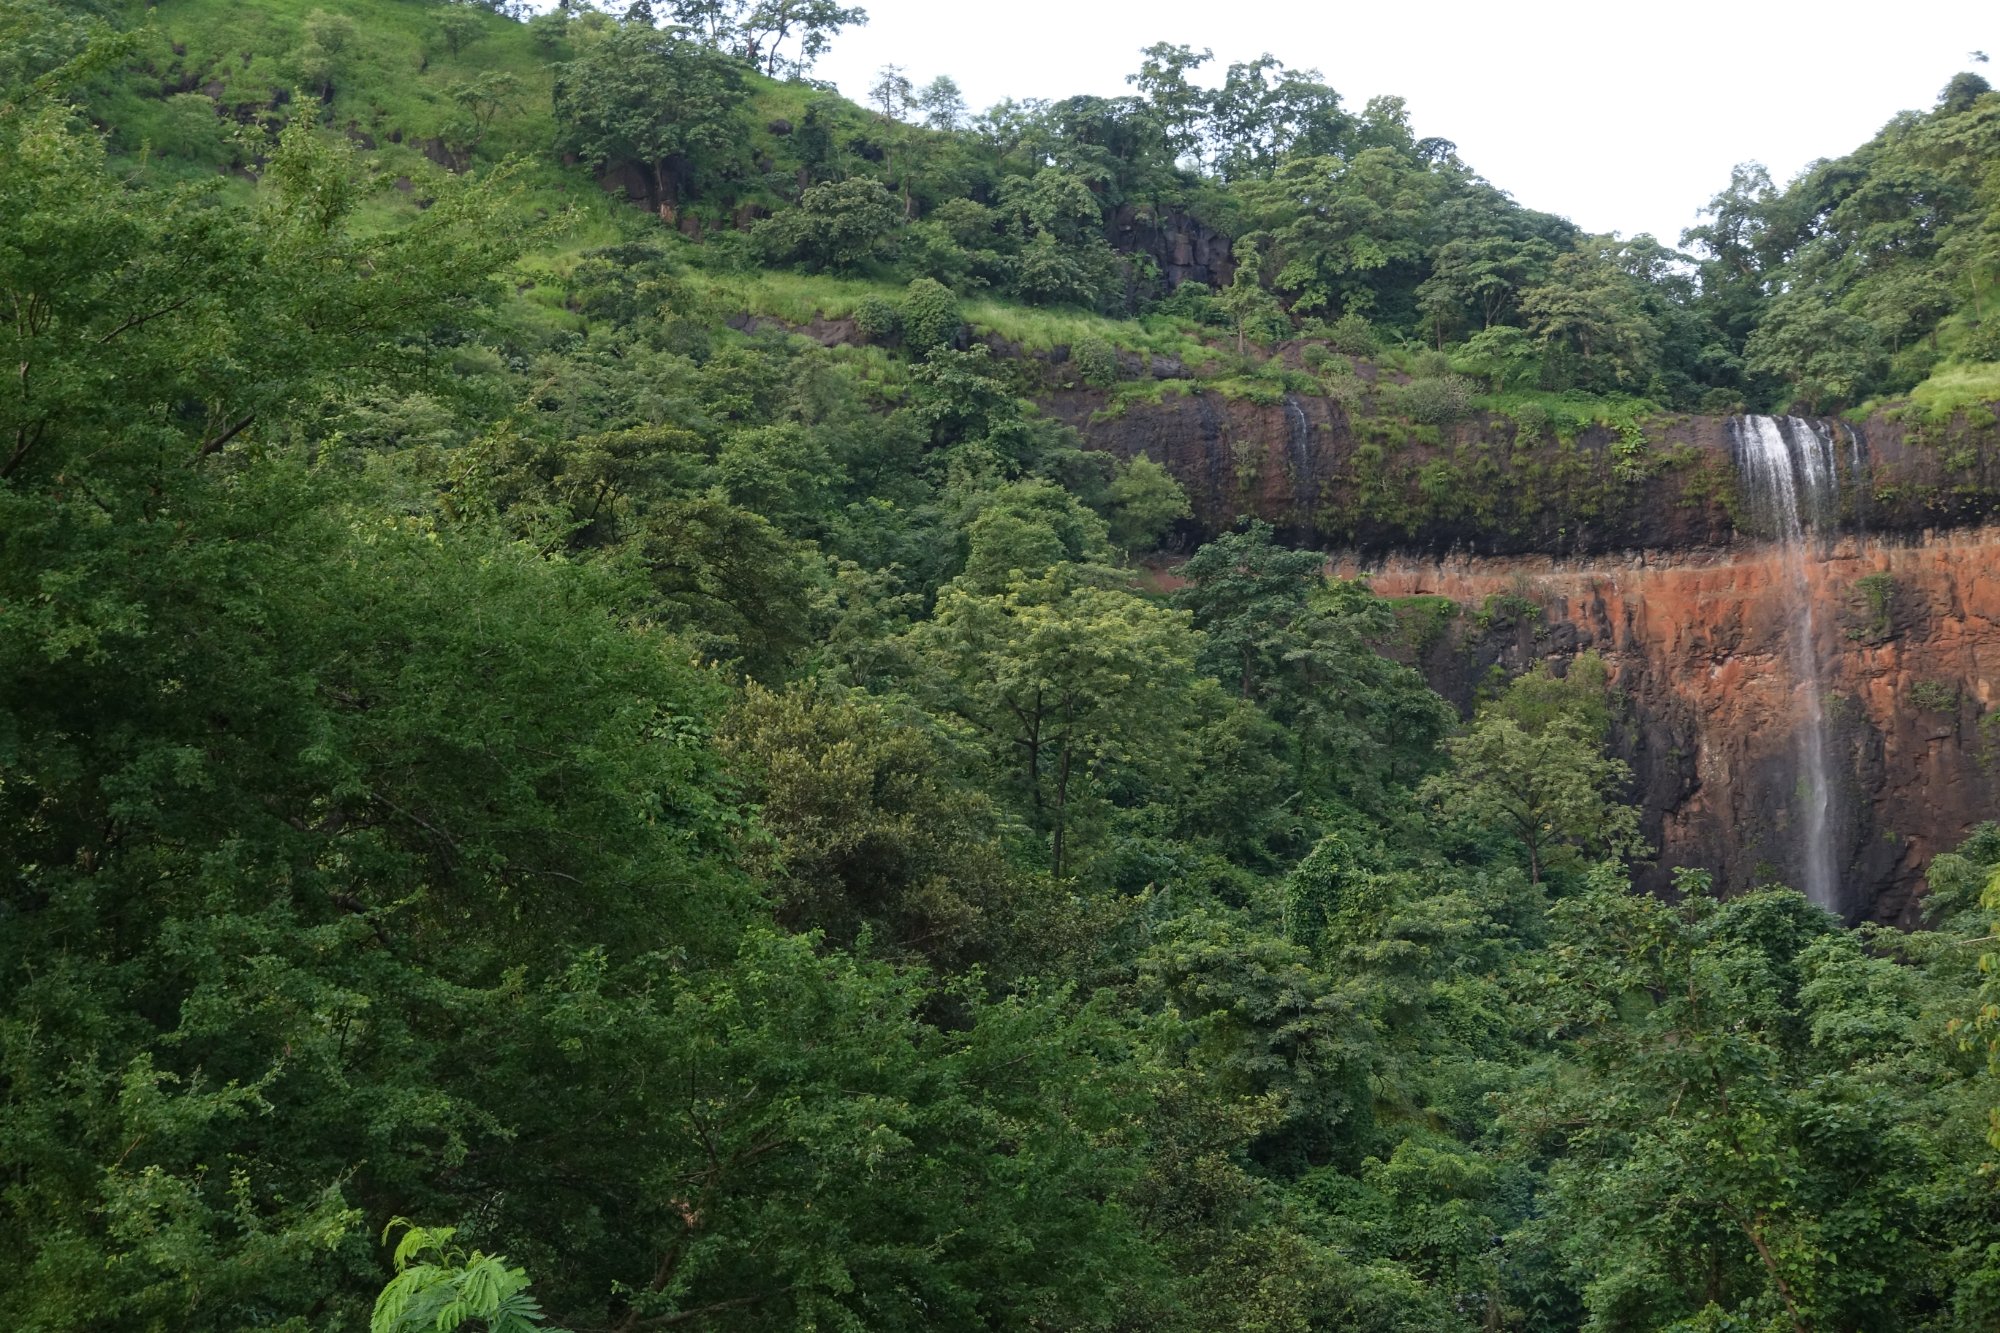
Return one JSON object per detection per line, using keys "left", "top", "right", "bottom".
{"left": 1729, "top": 415, "right": 1844, "bottom": 910}
{"left": 1281, "top": 394, "right": 1315, "bottom": 508}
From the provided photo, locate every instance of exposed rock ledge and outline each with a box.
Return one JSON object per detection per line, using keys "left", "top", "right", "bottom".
{"left": 1334, "top": 525, "right": 2000, "bottom": 925}
{"left": 1051, "top": 388, "right": 2000, "bottom": 555}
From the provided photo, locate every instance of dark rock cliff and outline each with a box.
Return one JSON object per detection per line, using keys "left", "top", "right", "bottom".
{"left": 1051, "top": 386, "right": 2000, "bottom": 555}
{"left": 1104, "top": 204, "right": 1238, "bottom": 292}
{"left": 1054, "top": 382, "right": 2000, "bottom": 924}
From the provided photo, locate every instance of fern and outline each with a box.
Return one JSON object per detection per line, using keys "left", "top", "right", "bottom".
{"left": 372, "top": 1220, "right": 566, "bottom": 1333}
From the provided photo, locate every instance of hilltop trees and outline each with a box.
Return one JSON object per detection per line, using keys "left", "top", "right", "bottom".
{"left": 1680, "top": 71, "right": 2000, "bottom": 406}
{"left": 553, "top": 19, "right": 747, "bottom": 213}
{"left": 663, "top": 0, "right": 867, "bottom": 77}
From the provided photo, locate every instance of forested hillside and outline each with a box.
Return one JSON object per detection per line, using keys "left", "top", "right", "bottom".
{"left": 6, "top": 2, "right": 2000, "bottom": 1330}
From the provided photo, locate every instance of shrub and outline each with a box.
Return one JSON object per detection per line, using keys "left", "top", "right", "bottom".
{"left": 1321, "top": 374, "right": 1362, "bottom": 407}
{"left": 1850, "top": 572, "right": 1896, "bottom": 642}
{"left": 900, "top": 277, "right": 962, "bottom": 355}
{"left": 1404, "top": 374, "right": 1477, "bottom": 425}
{"left": 1011, "top": 231, "right": 1120, "bottom": 310}
{"left": 149, "top": 92, "right": 237, "bottom": 167}
{"left": 1413, "top": 349, "right": 1453, "bottom": 379}
{"left": 754, "top": 178, "right": 902, "bottom": 274}
{"left": 1910, "top": 679, "right": 1961, "bottom": 713}
{"left": 1072, "top": 337, "right": 1118, "bottom": 387}
{"left": 1418, "top": 460, "right": 1464, "bottom": 508}
{"left": 1326, "top": 311, "right": 1378, "bottom": 357}
{"left": 854, "top": 295, "right": 901, "bottom": 343}
{"left": 1509, "top": 402, "right": 1551, "bottom": 445}
{"left": 1965, "top": 319, "right": 2000, "bottom": 362}
{"left": 1106, "top": 452, "right": 1191, "bottom": 550}
{"left": 1151, "top": 280, "right": 1224, "bottom": 326}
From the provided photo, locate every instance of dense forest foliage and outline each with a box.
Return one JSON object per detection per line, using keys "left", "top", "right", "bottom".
{"left": 5, "top": 2, "right": 2000, "bottom": 1330}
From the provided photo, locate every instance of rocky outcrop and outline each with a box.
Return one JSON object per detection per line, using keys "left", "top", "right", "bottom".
{"left": 1104, "top": 204, "right": 1237, "bottom": 292}
{"left": 1336, "top": 529, "right": 2000, "bottom": 924}
{"left": 1060, "top": 384, "right": 2000, "bottom": 923}
{"left": 1053, "top": 387, "right": 2000, "bottom": 554}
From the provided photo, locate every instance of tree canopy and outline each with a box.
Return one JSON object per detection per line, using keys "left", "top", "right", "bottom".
{"left": 6, "top": 6, "right": 2000, "bottom": 1331}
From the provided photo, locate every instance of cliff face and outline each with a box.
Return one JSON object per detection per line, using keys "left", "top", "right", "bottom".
{"left": 1336, "top": 530, "right": 2000, "bottom": 925}
{"left": 1055, "top": 385, "right": 2000, "bottom": 922}
{"left": 1049, "top": 383, "right": 2000, "bottom": 554}
{"left": 1103, "top": 204, "right": 1238, "bottom": 292}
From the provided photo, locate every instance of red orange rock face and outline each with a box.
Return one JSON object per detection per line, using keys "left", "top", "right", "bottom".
{"left": 1340, "top": 527, "right": 2000, "bottom": 923}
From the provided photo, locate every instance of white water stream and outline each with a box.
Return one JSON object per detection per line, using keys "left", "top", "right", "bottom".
{"left": 1730, "top": 415, "right": 1844, "bottom": 909}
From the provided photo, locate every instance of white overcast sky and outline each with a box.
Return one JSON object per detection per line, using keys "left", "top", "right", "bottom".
{"left": 809, "top": 0, "right": 1997, "bottom": 246}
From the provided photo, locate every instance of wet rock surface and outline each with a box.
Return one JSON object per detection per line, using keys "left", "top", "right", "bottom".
{"left": 1066, "top": 392, "right": 2000, "bottom": 922}
{"left": 1340, "top": 527, "right": 2000, "bottom": 925}
{"left": 1052, "top": 391, "right": 2000, "bottom": 554}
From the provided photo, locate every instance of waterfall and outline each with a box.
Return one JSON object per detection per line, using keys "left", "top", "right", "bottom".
{"left": 1729, "top": 415, "right": 1843, "bottom": 910}
{"left": 1281, "top": 395, "right": 1312, "bottom": 471}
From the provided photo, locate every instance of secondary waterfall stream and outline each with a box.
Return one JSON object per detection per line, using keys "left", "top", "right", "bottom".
{"left": 1729, "top": 415, "right": 1844, "bottom": 910}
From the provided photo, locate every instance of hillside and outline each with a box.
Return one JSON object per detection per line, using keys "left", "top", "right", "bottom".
{"left": 7, "top": 3, "right": 2000, "bottom": 1331}
{"left": 71, "top": 0, "right": 2000, "bottom": 396}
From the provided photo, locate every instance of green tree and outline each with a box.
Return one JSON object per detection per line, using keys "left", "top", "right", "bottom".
{"left": 1513, "top": 873, "right": 1992, "bottom": 1330}
{"left": 1518, "top": 241, "right": 1663, "bottom": 392}
{"left": 1243, "top": 148, "right": 1437, "bottom": 319}
{"left": 913, "top": 563, "right": 1203, "bottom": 877}
{"left": 753, "top": 175, "right": 903, "bottom": 272}
{"left": 1136, "top": 912, "right": 1375, "bottom": 1172}
{"left": 716, "top": 682, "right": 1039, "bottom": 968}
{"left": 441, "top": 70, "right": 521, "bottom": 163}
{"left": 915, "top": 73, "right": 966, "bottom": 130}
{"left": 1454, "top": 324, "right": 1540, "bottom": 391}
{"left": 737, "top": 0, "right": 868, "bottom": 78}
{"left": 899, "top": 274, "right": 963, "bottom": 352}
{"left": 1204, "top": 53, "right": 1350, "bottom": 179}
{"left": 1174, "top": 521, "right": 1325, "bottom": 699}
{"left": 1126, "top": 41, "right": 1212, "bottom": 166}
{"left": 1414, "top": 233, "right": 1557, "bottom": 342}
{"left": 1176, "top": 523, "right": 1449, "bottom": 809}
{"left": 553, "top": 21, "right": 748, "bottom": 216}
{"left": 1105, "top": 451, "right": 1192, "bottom": 552}
{"left": 998, "top": 168, "right": 1121, "bottom": 309}
{"left": 1744, "top": 289, "right": 1887, "bottom": 411}
{"left": 429, "top": 4, "right": 483, "bottom": 58}
{"left": 371, "top": 1223, "right": 567, "bottom": 1333}
{"left": 294, "top": 8, "right": 357, "bottom": 96}
{"left": 1217, "top": 241, "right": 1288, "bottom": 353}
{"left": 868, "top": 61, "right": 914, "bottom": 119}
{"left": 1421, "top": 656, "right": 1646, "bottom": 885}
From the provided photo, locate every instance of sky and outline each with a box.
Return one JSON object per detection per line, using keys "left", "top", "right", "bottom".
{"left": 809, "top": 0, "right": 1998, "bottom": 246}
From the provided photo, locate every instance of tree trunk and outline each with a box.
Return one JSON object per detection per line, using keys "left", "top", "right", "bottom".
{"left": 1050, "top": 703, "right": 1075, "bottom": 878}
{"left": 1736, "top": 1214, "right": 1811, "bottom": 1333}
{"left": 655, "top": 153, "right": 695, "bottom": 222}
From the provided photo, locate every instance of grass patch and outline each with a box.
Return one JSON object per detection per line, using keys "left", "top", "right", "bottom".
{"left": 1900, "top": 362, "right": 2000, "bottom": 424}
{"left": 960, "top": 302, "right": 1212, "bottom": 364}
{"left": 107, "top": 0, "right": 558, "bottom": 161}
{"left": 1475, "top": 389, "right": 1664, "bottom": 441}
{"left": 697, "top": 268, "right": 911, "bottom": 325}
{"left": 1091, "top": 379, "right": 1200, "bottom": 420}
{"left": 688, "top": 268, "right": 1232, "bottom": 375}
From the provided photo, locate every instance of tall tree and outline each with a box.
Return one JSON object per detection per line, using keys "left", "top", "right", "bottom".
{"left": 1126, "top": 41, "right": 1211, "bottom": 167}
{"left": 1420, "top": 656, "right": 1646, "bottom": 885}
{"left": 553, "top": 20, "right": 747, "bottom": 216}
{"left": 914, "top": 560, "right": 1203, "bottom": 878}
